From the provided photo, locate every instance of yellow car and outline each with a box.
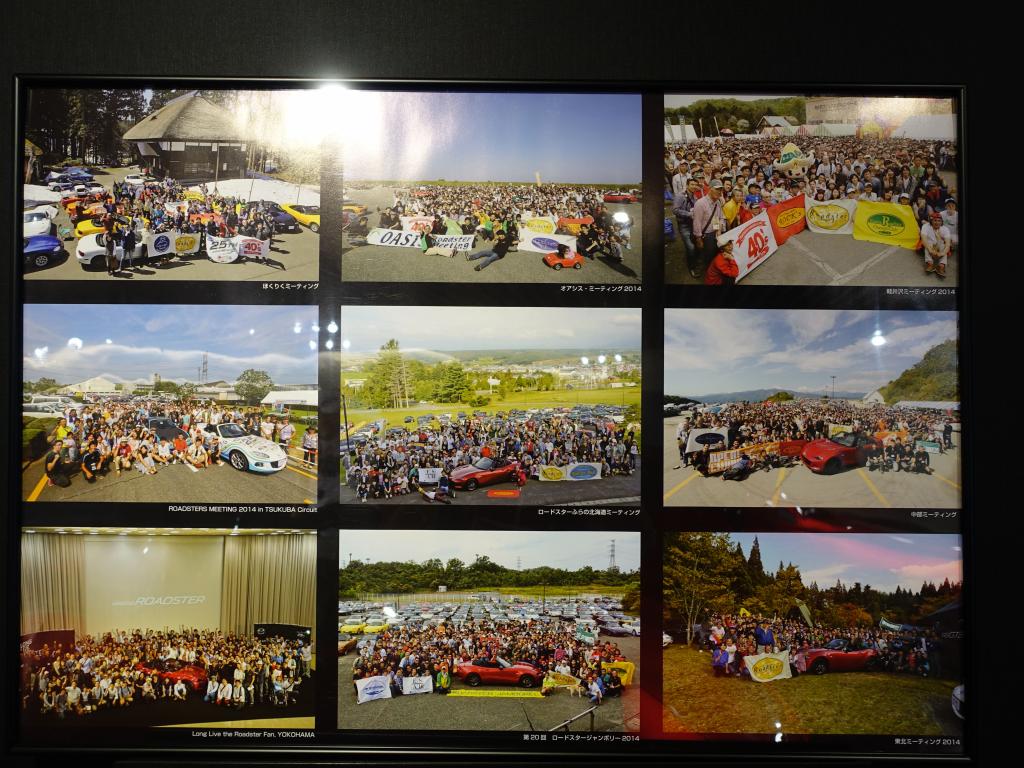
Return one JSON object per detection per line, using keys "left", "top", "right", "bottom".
{"left": 342, "top": 203, "right": 368, "bottom": 216}
{"left": 75, "top": 217, "right": 108, "bottom": 238}
{"left": 339, "top": 619, "right": 367, "bottom": 634}
{"left": 280, "top": 203, "right": 320, "bottom": 233}
{"left": 363, "top": 619, "right": 388, "bottom": 633}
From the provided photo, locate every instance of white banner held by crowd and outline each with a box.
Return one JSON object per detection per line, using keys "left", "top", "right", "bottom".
{"left": 746, "top": 651, "right": 792, "bottom": 683}
{"left": 144, "top": 230, "right": 202, "bottom": 258}
{"left": 402, "top": 676, "right": 434, "bottom": 695}
{"left": 718, "top": 210, "right": 780, "bottom": 281}
{"left": 417, "top": 467, "right": 443, "bottom": 484}
{"left": 206, "top": 234, "right": 269, "bottom": 263}
{"left": 356, "top": 675, "right": 393, "bottom": 703}
{"left": 517, "top": 228, "right": 577, "bottom": 255}
{"left": 367, "top": 228, "right": 476, "bottom": 251}
{"left": 684, "top": 428, "right": 729, "bottom": 454}
{"left": 805, "top": 198, "right": 857, "bottom": 234}
{"left": 538, "top": 463, "right": 602, "bottom": 482}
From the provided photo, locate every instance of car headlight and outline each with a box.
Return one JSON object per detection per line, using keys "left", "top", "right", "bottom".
{"left": 252, "top": 451, "right": 270, "bottom": 459}
{"left": 52, "top": 245, "right": 62, "bottom": 253}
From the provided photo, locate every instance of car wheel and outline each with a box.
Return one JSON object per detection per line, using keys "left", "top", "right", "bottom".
{"left": 811, "top": 659, "right": 828, "bottom": 675}
{"left": 573, "top": 262, "right": 582, "bottom": 269}
{"left": 465, "top": 673, "right": 481, "bottom": 687}
{"left": 553, "top": 263, "right": 562, "bottom": 270}
{"left": 229, "top": 451, "right": 249, "bottom": 471}
{"left": 32, "top": 252, "right": 50, "bottom": 269}
{"left": 466, "top": 479, "right": 478, "bottom": 491}
{"left": 519, "top": 675, "right": 536, "bottom": 688}
{"left": 309, "top": 223, "right": 319, "bottom": 233}
{"left": 824, "top": 458, "right": 840, "bottom": 475}
{"left": 88, "top": 255, "right": 105, "bottom": 271}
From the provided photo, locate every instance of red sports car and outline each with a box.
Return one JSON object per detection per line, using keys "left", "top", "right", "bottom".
{"left": 454, "top": 657, "right": 543, "bottom": 688}
{"left": 805, "top": 638, "right": 879, "bottom": 674}
{"left": 134, "top": 658, "right": 208, "bottom": 691}
{"left": 543, "top": 250, "right": 584, "bottom": 270}
{"left": 603, "top": 192, "right": 638, "bottom": 203}
{"left": 801, "top": 433, "right": 881, "bottom": 474}
{"left": 450, "top": 456, "right": 523, "bottom": 491}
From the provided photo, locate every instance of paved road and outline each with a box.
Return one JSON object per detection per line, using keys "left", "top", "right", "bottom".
{"left": 23, "top": 456, "right": 316, "bottom": 504}
{"left": 663, "top": 417, "right": 960, "bottom": 509}
{"left": 342, "top": 186, "right": 642, "bottom": 284}
{"left": 338, "top": 633, "right": 640, "bottom": 732}
{"left": 665, "top": 214, "right": 959, "bottom": 287}
{"left": 26, "top": 167, "right": 320, "bottom": 282}
{"left": 341, "top": 458, "right": 641, "bottom": 506}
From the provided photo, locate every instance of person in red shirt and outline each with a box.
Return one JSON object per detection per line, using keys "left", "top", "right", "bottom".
{"left": 705, "top": 239, "right": 740, "bottom": 286}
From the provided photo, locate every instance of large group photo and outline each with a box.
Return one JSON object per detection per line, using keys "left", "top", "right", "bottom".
{"left": 663, "top": 309, "right": 960, "bottom": 509}
{"left": 663, "top": 95, "right": 959, "bottom": 286}
{"left": 339, "top": 306, "right": 642, "bottom": 506}
{"left": 662, "top": 531, "right": 964, "bottom": 740}
{"left": 23, "top": 88, "right": 323, "bottom": 281}
{"left": 22, "top": 304, "right": 319, "bottom": 505}
{"left": 20, "top": 528, "right": 317, "bottom": 732}
{"left": 337, "top": 529, "right": 640, "bottom": 733}
{"left": 339, "top": 91, "right": 642, "bottom": 284}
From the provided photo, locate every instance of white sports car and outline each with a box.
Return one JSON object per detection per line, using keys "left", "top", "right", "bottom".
{"left": 75, "top": 233, "right": 123, "bottom": 269}
{"left": 202, "top": 422, "right": 288, "bottom": 473}
{"left": 23, "top": 208, "right": 55, "bottom": 236}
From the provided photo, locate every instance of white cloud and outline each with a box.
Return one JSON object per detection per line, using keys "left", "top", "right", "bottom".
{"left": 890, "top": 559, "right": 962, "bottom": 586}
{"left": 801, "top": 563, "right": 852, "bottom": 586}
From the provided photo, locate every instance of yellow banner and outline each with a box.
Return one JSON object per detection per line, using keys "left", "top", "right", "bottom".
{"left": 603, "top": 661, "right": 635, "bottom": 686}
{"left": 739, "top": 607, "right": 752, "bottom": 617}
{"left": 447, "top": 689, "right": 543, "bottom": 699}
{"left": 853, "top": 201, "right": 920, "bottom": 250}
{"left": 544, "top": 672, "right": 581, "bottom": 688}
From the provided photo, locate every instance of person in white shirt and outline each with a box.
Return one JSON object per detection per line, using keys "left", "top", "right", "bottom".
{"left": 216, "top": 679, "right": 232, "bottom": 705}
{"left": 920, "top": 212, "right": 952, "bottom": 279}
{"left": 173, "top": 680, "right": 188, "bottom": 701}
{"left": 231, "top": 681, "right": 245, "bottom": 708}
{"left": 940, "top": 198, "right": 958, "bottom": 248}
{"left": 204, "top": 677, "right": 219, "bottom": 702}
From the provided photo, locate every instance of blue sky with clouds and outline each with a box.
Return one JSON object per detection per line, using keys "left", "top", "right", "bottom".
{"left": 664, "top": 309, "right": 957, "bottom": 398}
{"left": 343, "top": 91, "right": 641, "bottom": 183}
{"left": 340, "top": 530, "right": 640, "bottom": 572}
{"left": 24, "top": 304, "right": 318, "bottom": 384}
{"left": 733, "top": 533, "right": 961, "bottom": 594}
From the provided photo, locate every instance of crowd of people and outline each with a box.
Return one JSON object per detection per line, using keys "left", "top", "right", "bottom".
{"left": 22, "top": 629, "right": 312, "bottom": 718}
{"left": 41, "top": 397, "right": 316, "bottom": 489}
{"left": 345, "top": 183, "right": 636, "bottom": 266}
{"left": 70, "top": 175, "right": 285, "bottom": 273}
{"left": 675, "top": 400, "right": 955, "bottom": 477}
{"left": 349, "top": 620, "right": 628, "bottom": 703}
{"left": 664, "top": 135, "right": 959, "bottom": 282}
{"left": 697, "top": 613, "right": 948, "bottom": 680}
{"left": 343, "top": 412, "right": 638, "bottom": 501}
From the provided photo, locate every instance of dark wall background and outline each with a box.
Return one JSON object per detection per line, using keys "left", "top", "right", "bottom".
{"left": 1, "top": 2, "right": 996, "bottom": 765}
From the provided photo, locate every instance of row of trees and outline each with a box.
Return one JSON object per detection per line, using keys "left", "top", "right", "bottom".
{"left": 27, "top": 89, "right": 148, "bottom": 166}
{"left": 664, "top": 97, "right": 807, "bottom": 135}
{"left": 339, "top": 554, "right": 639, "bottom": 598}
{"left": 663, "top": 532, "right": 961, "bottom": 643}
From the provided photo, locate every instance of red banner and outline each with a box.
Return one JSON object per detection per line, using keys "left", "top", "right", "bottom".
{"left": 556, "top": 216, "right": 594, "bottom": 235}
{"left": 766, "top": 194, "right": 807, "bottom": 245}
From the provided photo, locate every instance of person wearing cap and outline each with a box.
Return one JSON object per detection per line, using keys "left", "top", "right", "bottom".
{"left": 920, "top": 212, "right": 951, "bottom": 278}
{"left": 705, "top": 238, "right": 739, "bottom": 286}
{"left": 739, "top": 194, "right": 762, "bottom": 225}
{"left": 691, "top": 179, "right": 726, "bottom": 280}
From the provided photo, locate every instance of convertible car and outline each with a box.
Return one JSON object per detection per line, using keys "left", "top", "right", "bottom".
{"left": 23, "top": 234, "right": 64, "bottom": 270}
{"left": 202, "top": 422, "right": 288, "bottom": 473}
{"left": 805, "top": 638, "right": 879, "bottom": 674}
{"left": 134, "top": 658, "right": 208, "bottom": 691}
{"left": 603, "top": 192, "right": 638, "bottom": 203}
{"left": 147, "top": 417, "right": 188, "bottom": 443}
{"left": 801, "top": 433, "right": 882, "bottom": 474}
{"left": 542, "top": 249, "right": 584, "bottom": 270}
{"left": 281, "top": 203, "right": 321, "bottom": 233}
{"left": 449, "top": 456, "right": 522, "bottom": 491}
{"left": 454, "top": 657, "right": 543, "bottom": 688}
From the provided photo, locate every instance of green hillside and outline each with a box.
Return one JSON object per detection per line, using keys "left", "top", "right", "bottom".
{"left": 879, "top": 339, "right": 958, "bottom": 403}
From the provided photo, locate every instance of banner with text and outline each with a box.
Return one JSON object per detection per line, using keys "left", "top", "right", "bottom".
{"left": 828, "top": 423, "right": 854, "bottom": 438}
{"left": 538, "top": 462, "right": 602, "bottom": 481}
{"left": 684, "top": 427, "right": 730, "bottom": 454}
{"left": 144, "top": 230, "right": 202, "bottom": 258}
{"left": 356, "top": 675, "right": 393, "bottom": 703}
{"left": 544, "top": 672, "right": 581, "bottom": 689}
{"left": 718, "top": 210, "right": 780, "bottom": 281}
{"left": 417, "top": 467, "right": 443, "bottom": 484}
{"left": 399, "top": 216, "right": 434, "bottom": 233}
{"left": 367, "top": 228, "right": 476, "bottom": 251}
{"left": 555, "top": 216, "right": 593, "bottom": 235}
{"left": 805, "top": 198, "right": 857, "bottom": 234}
{"left": 206, "top": 234, "right": 269, "bottom": 263}
{"left": 766, "top": 194, "right": 807, "bottom": 245}
{"left": 402, "top": 676, "right": 433, "bottom": 695}
{"left": 517, "top": 228, "right": 577, "bottom": 255}
{"left": 853, "top": 201, "right": 920, "bottom": 250}
{"left": 708, "top": 441, "right": 806, "bottom": 474}
{"left": 746, "top": 651, "right": 792, "bottom": 683}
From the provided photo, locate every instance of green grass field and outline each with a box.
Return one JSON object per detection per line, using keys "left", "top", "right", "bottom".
{"left": 341, "top": 387, "right": 640, "bottom": 437}
{"left": 662, "top": 644, "right": 960, "bottom": 736}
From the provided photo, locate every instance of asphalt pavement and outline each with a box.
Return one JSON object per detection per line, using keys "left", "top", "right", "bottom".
{"left": 337, "top": 633, "right": 640, "bottom": 732}
{"left": 23, "top": 455, "right": 317, "bottom": 505}
{"left": 340, "top": 458, "right": 641, "bottom": 506}
{"left": 341, "top": 186, "right": 642, "bottom": 284}
{"left": 25, "top": 167, "right": 320, "bottom": 282}
{"left": 662, "top": 417, "right": 961, "bottom": 509}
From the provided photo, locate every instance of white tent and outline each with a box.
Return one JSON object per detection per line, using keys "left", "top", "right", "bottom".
{"left": 59, "top": 376, "right": 119, "bottom": 395}
{"left": 894, "top": 400, "right": 959, "bottom": 411}
{"left": 892, "top": 115, "right": 957, "bottom": 141}
{"left": 261, "top": 389, "right": 318, "bottom": 407}
{"left": 188, "top": 178, "right": 320, "bottom": 206}
{"left": 664, "top": 123, "right": 698, "bottom": 143}
{"left": 811, "top": 123, "right": 858, "bottom": 137}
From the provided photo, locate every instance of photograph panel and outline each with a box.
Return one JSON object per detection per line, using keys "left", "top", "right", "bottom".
{"left": 23, "top": 88, "right": 323, "bottom": 282}
{"left": 663, "top": 94, "right": 959, "bottom": 286}
{"left": 341, "top": 91, "right": 642, "bottom": 284}
{"left": 663, "top": 308, "right": 960, "bottom": 509}
{"left": 338, "top": 529, "right": 640, "bottom": 733}
{"left": 22, "top": 304, "right": 319, "bottom": 505}
{"left": 662, "top": 531, "right": 963, "bottom": 747}
{"left": 340, "top": 305, "right": 641, "bottom": 506}
{"left": 19, "top": 527, "right": 317, "bottom": 735}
